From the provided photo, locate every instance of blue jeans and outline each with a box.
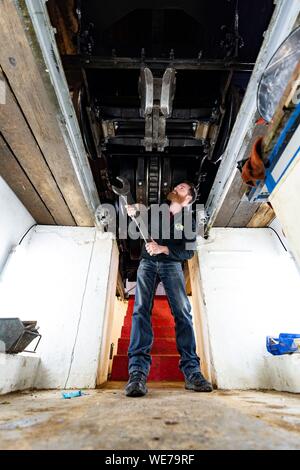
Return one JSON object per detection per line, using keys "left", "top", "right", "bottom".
{"left": 128, "top": 258, "right": 200, "bottom": 378}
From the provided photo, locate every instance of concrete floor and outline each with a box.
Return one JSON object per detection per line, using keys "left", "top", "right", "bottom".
{"left": 0, "top": 383, "right": 300, "bottom": 450}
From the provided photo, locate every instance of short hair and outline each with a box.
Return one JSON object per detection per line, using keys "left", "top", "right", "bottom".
{"left": 182, "top": 181, "right": 198, "bottom": 204}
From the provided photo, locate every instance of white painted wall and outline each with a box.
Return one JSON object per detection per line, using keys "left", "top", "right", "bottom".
{"left": 0, "top": 176, "right": 35, "bottom": 273}
{"left": 270, "top": 149, "right": 300, "bottom": 269}
{"left": 268, "top": 218, "right": 290, "bottom": 252}
{"left": 0, "top": 226, "right": 118, "bottom": 390}
{"left": 0, "top": 353, "right": 40, "bottom": 395}
{"left": 264, "top": 354, "right": 300, "bottom": 393}
{"left": 195, "top": 228, "right": 300, "bottom": 391}
{"left": 2, "top": 223, "right": 299, "bottom": 393}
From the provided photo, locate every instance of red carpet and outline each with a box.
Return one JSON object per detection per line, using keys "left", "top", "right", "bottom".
{"left": 110, "top": 296, "right": 184, "bottom": 381}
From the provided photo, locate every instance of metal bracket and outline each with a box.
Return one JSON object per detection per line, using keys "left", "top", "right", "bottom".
{"left": 139, "top": 67, "right": 176, "bottom": 152}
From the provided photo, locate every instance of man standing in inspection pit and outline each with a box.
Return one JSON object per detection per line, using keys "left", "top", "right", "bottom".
{"left": 125, "top": 181, "right": 213, "bottom": 397}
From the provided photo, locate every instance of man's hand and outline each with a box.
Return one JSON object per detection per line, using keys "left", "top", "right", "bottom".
{"left": 125, "top": 204, "right": 138, "bottom": 218}
{"left": 146, "top": 241, "right": 169, "bottom": 256}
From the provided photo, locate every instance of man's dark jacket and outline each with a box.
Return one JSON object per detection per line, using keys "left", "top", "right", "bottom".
{"left": 140, "top": 202, "right": 197, "bottom": 262}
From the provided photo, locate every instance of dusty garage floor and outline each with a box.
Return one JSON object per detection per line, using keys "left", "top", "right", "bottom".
{"left": 0, "top": 383, "right": 299, "bottom": 450}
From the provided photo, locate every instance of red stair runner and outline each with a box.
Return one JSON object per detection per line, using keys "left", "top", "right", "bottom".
{"left": 110, "top": 296, "right": 184, "bottom": 381}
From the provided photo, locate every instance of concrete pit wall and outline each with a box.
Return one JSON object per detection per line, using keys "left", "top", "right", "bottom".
{"left": 0, "top": 226, "right": 119, "bottom": 393}
{"left": 0, "top": 176, "right": 35, "bottom": 273}
{"left": 189, "top": 228, "right": 300, "bottom": 393}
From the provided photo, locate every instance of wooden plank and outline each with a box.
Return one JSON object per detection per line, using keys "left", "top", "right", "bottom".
{"left": 0, "top": 68, "right": 75, "bottom": 225}
{"left": 247, "top": 203, "right": 276, "bottom": 228}
{"left": 0, "top": 0, "right": 94, "bottom": 226}
{"left": 0, "top": 134, "right": 54, "bottom": 224}
{"left": 188, "top": 255, "right": 213, "bottom": 384}
{"left": 228, "top": 199, "right": 260, "bottom": 227}
{"left": 213, "top": 123, "right": 268, "bottom": 227}
{"left": 213, "top": 170, "right": 246, "bottom": 227}
{"left": 47, "top": 0, "right": 78, "bottom": 56}
{"left": 183, "top": 261, "right": 192, "bottom": 295}
{"left": 97, "top": 241, "right": 119, "bottom": 385}
{"left": 116, "top": 270, "right": 125, "bottom": 301}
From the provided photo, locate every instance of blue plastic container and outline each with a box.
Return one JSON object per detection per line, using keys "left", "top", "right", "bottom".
{"left": 266, "top": 333, "right": 300, "bottom": 355}
{"left": 62, "top": 390, "right": 83, "bottom": 399}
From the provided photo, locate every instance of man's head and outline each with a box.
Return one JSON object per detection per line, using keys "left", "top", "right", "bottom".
{"left": 167, "top": 181, "right": 197, "bottom": 207}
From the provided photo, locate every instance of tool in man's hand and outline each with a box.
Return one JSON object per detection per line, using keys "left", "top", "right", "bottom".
{"left": 112, "top": 176, "right": 152, "bottom": 243}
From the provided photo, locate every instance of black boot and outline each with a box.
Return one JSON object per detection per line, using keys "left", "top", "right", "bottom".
{"left": 125, "top": 371, "right": 148, "bottom": 397}
{"left": 185, "top": 371, "right": 213, "bottom": 392}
